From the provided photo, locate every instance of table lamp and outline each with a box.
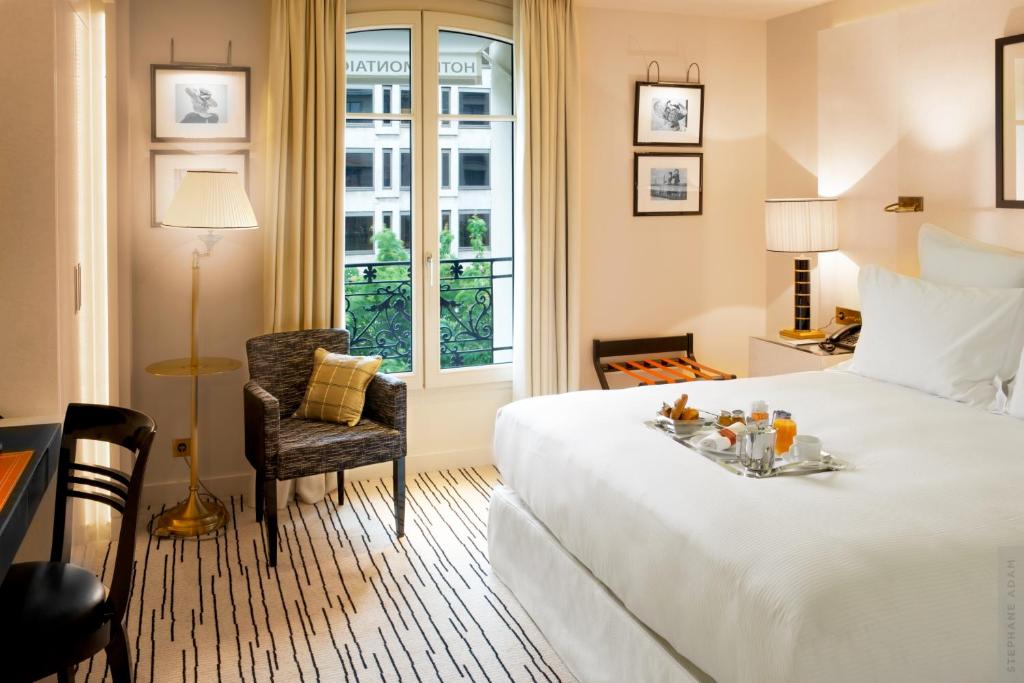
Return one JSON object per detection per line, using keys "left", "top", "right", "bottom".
{"left": 765, "top": 198, "right": 838, "bottom": 340}
{"left": 146, "top": 170, "right": 257, "bottom": 537}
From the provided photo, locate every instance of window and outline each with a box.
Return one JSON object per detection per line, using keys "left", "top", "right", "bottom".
{"left": 440, "top": 86, "right": 451, "bottom": 128}
{"left": 347, "top": 88, "right": 373, "bottom": 126}
{"left": 441, "top": 149, "right": 451, "bottom": 189}
{"left": 346, "top": 150, "right": 374, "bottom": 188}
{"left": 459, "top": 89, "right": 490, "bottom": 128}
{"left": 345, "top": 214, "right": 375, "bottom": 253}
{"left": 400, "top": 149, "right": 411, "bottom": 189}
{"left": 400, "top": 212, "right": 412, "bottom": 248}
{"left": 345, "top": 16, "right": 515, "bottom": 384}
{"left": 459, "top": 151, "right": 490, "bottom": 188}
{"left": 458, "top": 211, "right": 491, "bottom": 251}
{"left": 382, "top": 149, "right": 393, "bottom": 189}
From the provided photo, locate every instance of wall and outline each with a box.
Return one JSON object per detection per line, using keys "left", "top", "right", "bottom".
{"left": 576, "top": 7, "right": 768, "bottom": 387}
{"left": 0, "top": 0, "right": 63, "bottom": 418}
{"left": 767, "top": 0, "right": 1024, "bottom": 327}
{"left": 124, "top": 0, "right": 269, "bottom": 500}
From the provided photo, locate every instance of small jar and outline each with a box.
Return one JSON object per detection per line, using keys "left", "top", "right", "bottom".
{"left": 731, "top": 409, "right": 747, "bottom": 424}
{"left": 750, "top": 400, "right": 770, "bottom": 426}
{"left": 719, "top": 410, "right": 733, "bottom": 426}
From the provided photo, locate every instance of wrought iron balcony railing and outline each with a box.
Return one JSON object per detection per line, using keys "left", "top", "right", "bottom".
{"left": 344, "top": 256, "right": 512, "bottom": 373}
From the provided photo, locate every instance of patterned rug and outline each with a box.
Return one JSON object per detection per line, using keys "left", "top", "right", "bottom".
{"left": 71, "top": 467, "right": 574, "bottom": 682}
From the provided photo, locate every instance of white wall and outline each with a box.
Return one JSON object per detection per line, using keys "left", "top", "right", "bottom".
{"left": 576, "top": 7, "right": 768, "bottom": 386}
{"left": 767, "top": 0, "right": 1024, "bottom": 326}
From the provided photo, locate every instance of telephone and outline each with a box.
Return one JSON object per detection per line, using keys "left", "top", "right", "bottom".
{"left": 819, "top": 323, "right": 861, "bottom": 353}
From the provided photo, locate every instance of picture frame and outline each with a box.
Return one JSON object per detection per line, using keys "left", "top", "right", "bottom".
{"left": 633, "top": 81, "right": 704, "bottom": 147}
{"left": 151, "top": 150, "right": 249, "bottom": 226}
{"left": 996, "top": 33, "right": 1024, "bottom": 208}
{"left": 151, "top": 64, "right": 251, "bottom": 142}
{"left": 634, "top": 152, "right": 703, "bottom": 216}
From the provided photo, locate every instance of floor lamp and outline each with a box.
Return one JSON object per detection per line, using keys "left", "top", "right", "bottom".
{"left": 765, "top": 198, "right": 838, "bottom": 340}
{"left": 147, "top": 170, "right": 258, "bottom": 537}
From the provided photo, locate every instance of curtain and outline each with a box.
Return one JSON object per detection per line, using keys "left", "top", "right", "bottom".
{"left": 513, "top": 0, "right": 582, "bottom": 400}
{"left": 266, "top": 0, "right": 346, "bottom": 505}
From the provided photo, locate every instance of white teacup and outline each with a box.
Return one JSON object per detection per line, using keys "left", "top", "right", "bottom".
{"left": 790, "top": 435, "right": 822, "bottom": 464}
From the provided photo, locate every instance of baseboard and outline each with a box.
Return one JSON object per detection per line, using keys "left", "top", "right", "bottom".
{"left": 141, "top": 447, "right": 494, "bottom": 510}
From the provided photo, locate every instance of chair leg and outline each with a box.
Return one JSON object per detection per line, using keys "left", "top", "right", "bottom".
{"left": 265, "top": 479, "right": 278, "bottom": 568}
{"left": 105, "top": 623, "right": 132, "bottom": 683}
{"left": 337, "top": 469, "right": 345, "bottom": 504}
{"left": 393, "top": 457, "right": 406, "bottom": 538}
{"left": 254, "top": 466, "right": 265, "bottom": 523}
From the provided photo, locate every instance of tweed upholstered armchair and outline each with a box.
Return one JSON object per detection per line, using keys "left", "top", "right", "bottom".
{"left": 243, "top": 329, "right": 407, "bottom": 567}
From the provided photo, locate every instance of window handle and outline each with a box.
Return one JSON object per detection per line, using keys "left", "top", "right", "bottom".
{"left": 426, "top": 253, "right": 434, "bottom": 287}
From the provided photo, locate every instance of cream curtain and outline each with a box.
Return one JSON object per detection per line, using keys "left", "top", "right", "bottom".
{"left": 266, "top": 0, "right": 346, "bottom": 505}
{"left": 513, "top": 0, "right": 582, "bottom": 399}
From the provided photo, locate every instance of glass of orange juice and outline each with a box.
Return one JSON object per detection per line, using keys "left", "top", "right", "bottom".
{"left": 772, "top": 410, "right": 797, "bottom": 455}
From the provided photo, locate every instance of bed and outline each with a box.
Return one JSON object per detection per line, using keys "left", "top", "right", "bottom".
{"left": 488, "top": 367, "right": 1024, "bottom": 682}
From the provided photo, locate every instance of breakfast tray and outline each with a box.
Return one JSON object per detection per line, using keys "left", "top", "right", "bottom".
{"left": 645, "top": 420, "right": 851, "bottom": 479}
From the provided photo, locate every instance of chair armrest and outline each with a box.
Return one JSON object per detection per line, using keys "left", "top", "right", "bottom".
{"left": 244, "top": 380, "right": 280, "bottom": 474}
{"left": 364, "top": 373, "right": 407, "bottom": 432}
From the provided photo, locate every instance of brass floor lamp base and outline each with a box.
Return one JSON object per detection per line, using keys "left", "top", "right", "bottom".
{"left": 151, "top": 490, "right": 229, "bottom": 537}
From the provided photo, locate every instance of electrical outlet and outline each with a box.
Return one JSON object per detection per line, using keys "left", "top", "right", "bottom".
{"left": 172, "top": 438, "right": 192, "bottom": 458}
{"left": 836, "top": 306, "right": 862, "bottom": 325}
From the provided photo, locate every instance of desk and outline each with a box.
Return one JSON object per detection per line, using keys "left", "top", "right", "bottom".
{"left": 0, "top": 423, "right": 61, "bottom": 584}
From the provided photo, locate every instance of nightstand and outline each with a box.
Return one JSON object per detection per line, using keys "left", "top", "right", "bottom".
{"left": 748, "top": 336, "right": 852, "bottom": 377}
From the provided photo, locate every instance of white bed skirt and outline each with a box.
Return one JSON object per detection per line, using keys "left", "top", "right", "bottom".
{"left": 488, "top": 485, "right": 712, "bottom": 683}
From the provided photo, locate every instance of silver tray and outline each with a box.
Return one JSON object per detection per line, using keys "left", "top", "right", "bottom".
{"left": 646, "top": 421, "right": 851, "bottom": 479}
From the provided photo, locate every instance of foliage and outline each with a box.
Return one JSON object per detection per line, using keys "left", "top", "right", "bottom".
{"left": 344, "top": 218, "right": 497, "bottom": 373}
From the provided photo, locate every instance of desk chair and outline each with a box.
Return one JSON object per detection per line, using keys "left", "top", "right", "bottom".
{"left": 0, "top": 403, "right": 156, "bottom": 682}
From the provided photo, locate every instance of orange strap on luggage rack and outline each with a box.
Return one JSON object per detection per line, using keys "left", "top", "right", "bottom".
{"left": 593, "top": 335, "right": 736, "bottom": 389}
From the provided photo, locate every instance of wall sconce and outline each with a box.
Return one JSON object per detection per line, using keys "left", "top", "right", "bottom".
{"left": 884, "top": 196, "right": 924, "bottom": 213}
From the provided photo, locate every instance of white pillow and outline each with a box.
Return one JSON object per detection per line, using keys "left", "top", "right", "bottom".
{"left": 851, "top": 265, "right": 1024, "bottom": 407}
{"left": 918, "top": 223, "right": 1024, "bottom": 288}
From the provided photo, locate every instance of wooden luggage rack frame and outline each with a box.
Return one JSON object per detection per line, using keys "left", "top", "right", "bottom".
{"left": 593, "top": 335, "right": 736, "bottom": 390}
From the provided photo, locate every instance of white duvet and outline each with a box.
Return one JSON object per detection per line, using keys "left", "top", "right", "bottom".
{"left": 493, "top": 370, "right": 1024, "bottom": 683}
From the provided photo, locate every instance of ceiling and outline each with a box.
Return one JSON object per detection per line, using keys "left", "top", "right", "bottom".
{"left": 575, "top": 0, "right": 833, "bottom": 21}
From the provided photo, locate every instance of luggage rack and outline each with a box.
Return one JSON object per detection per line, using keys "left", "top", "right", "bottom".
{"left": 593, "top": 335, "right": 736, "bottom": 390}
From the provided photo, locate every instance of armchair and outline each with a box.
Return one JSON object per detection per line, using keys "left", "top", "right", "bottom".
{"left": 243, "top": 329, "right": 407, "bottom": 567}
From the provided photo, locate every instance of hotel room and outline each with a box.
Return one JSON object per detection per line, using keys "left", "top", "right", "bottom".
{"left": 0, "top": 0, "right": 1022, "bottom": 681}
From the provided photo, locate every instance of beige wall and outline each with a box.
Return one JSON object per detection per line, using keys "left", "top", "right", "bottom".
{"left": 767, "top": 0, "right": 1024, "bottom": 327}
{"left": 576, "top": 7, "right": 768, "bottom": 386}
{"left": 124, "top": 0, "right": 269, "bottom": 497}
{"left": 0, "top": 0, "right": 63, "bottom": 418}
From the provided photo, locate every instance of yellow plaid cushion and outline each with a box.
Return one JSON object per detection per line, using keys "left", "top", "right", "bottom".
{"left": 293, "top": 348, "right": 383, "bottom": 426}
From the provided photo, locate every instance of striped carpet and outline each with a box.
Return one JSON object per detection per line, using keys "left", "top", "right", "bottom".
{"left": 70, "top": 466, "right": 575, "bottom": 682}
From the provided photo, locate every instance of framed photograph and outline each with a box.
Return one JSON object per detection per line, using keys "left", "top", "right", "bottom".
{"left": 634, "top": 81, "right": 704, "bottom": 147}
{"left": 151, "top": 150, "right": 249, "bottom": 226}
{"left": 634, "top": 153, "right": 703, "bottom": 216}
{"left": 997, "top": 34, "right": 1024, "bottom": 207}
{"left": 151, "top": 64, "right": 250, "bottom": 142}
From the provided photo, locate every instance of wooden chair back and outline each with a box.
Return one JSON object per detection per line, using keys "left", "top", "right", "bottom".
{"left": 51, "top": 403, "right": 156, "bottom": 623}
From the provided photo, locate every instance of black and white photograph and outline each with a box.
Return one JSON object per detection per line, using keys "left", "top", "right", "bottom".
{"left": 150, "top": 150, "right": 249, "bottom": 226}
{"left": 634, "top": 152, "right": 702, "bottom": 215}
{"left": 634, "top": 81, "right": 704, "bottom": 146}
{"left": 152, "top": 64, "right": 250, "bottom": 142}
{"left": 175, "top": 83, "right": 228, "bottom": 124}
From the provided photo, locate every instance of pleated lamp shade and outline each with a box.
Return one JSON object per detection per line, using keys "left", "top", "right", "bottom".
{"left": 161, "top": 170, "right": 258, "bottom": 230}
{"left": 765, "top": 198, "right": 838, "bottom": 253}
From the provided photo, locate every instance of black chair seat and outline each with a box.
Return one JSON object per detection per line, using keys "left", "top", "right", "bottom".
{"left": 0, "top": 562, "right": 111, "bottom": 678}
{"left": 276, "top": 416, "right": 401, "bottom": 478}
